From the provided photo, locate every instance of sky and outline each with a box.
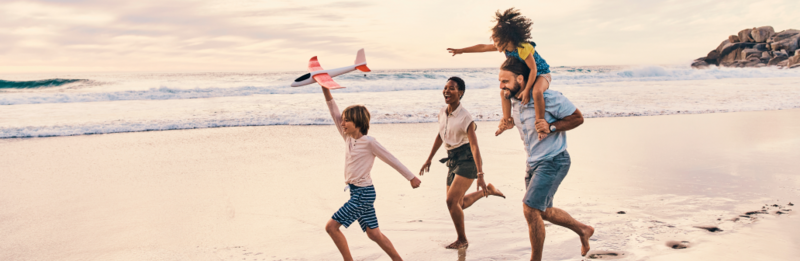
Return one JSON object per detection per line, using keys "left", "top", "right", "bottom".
{"left": 2, "top": 0, "right": 799, "bottom": 73}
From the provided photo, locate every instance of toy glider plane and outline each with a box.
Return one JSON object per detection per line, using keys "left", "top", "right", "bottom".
{"left": 291, "top": 48, "right": 371, "bottom": 89}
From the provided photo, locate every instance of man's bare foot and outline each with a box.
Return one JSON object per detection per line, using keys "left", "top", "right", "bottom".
{"left": 579, "top": 225, "right": 594, "bottom": 256}
{"left": 486, "top": 184, "right": 506, "bottom": 198}
{"left": 445, "top": 240, "right": 469, "bottom": 249}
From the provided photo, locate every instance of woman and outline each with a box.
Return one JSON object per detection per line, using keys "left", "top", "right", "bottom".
{"left": 419, "top": 76, "right": 505, "bottom": 249}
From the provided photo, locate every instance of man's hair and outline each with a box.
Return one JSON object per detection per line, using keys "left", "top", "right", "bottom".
{"left": 491, "top": 8, "right": 533, "bottom": 50}
{"left": 342, "top": 105, "right": 371, "bottom": 135}
{"left": 501, "top": 57, "right": 531, "bottom": 83}
{"left": 447, "top": 76, "right": 466, "bottom": 99}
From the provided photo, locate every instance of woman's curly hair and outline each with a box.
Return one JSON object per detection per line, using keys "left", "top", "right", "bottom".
{"left": 491, "top": 8, "right": 533, "bottom": 50}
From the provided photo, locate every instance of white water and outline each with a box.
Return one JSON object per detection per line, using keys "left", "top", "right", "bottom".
{"left": 2, "top": 65, "right": 800, "bottom": 138}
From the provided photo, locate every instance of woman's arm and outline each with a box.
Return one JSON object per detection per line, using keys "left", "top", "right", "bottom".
{"left": 466, "top": 122, "right": 487, "bottom": 195}
{"left": 419, "top": 134, "right": 444, "bottom": 175}
{"left": 447, "top": 44, "right": 497, "bottom": 56}
{"left": 321, "top": 86, "right": 345, "bottom": 139}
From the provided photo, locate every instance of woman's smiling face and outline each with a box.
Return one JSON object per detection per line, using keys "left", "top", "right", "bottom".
{"left": 443, "top": 80, "right": 462, "bottom": 105}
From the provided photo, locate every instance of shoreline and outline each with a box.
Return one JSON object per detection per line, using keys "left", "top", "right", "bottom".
{"left": 1, "top": 109, "right": 798, "bottom": 260}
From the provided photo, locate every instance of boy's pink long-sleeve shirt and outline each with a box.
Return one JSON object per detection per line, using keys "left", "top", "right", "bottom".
{"left": 327, "top": 99, "right": 416, "bottom": 186}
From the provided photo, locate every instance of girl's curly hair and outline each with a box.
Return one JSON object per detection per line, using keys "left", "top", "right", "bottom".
{"left": 491, "top": 8, "right": 533, "bottom": 50}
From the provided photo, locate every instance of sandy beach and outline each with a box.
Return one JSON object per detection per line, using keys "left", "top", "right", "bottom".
{"left": 1, "top": 109, "right": 798, "bottom": 261}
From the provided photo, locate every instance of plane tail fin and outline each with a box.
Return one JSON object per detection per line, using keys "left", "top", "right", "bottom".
{"left": 354, "top": 48, "right": 370, "bottom": 72}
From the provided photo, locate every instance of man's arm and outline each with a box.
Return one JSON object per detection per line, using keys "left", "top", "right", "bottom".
{"left": 535, "top": 108, "right": 583, "bottom": 134}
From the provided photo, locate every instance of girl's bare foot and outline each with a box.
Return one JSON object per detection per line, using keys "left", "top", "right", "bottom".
{"left": 445, "top": 240, "right": 469, "bottom": 249}
{"left": 486, "top": 184, "right": 506, "bottom": 198}
{"left": 580, "top": 225, "right": 594, "bottom": 256}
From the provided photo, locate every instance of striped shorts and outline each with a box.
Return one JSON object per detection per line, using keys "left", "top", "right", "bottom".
{"left": 332, "top": 184, "right": 378, "bottom": 232}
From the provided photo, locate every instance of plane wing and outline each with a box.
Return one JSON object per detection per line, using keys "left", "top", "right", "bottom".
{"left": 308, "top": 56, "right": 324, "bottom": 72}
{"left": 312, "top": 73, "right": 343, "bottom": 89}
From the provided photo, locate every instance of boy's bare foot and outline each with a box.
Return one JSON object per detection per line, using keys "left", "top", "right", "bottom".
{"left": 486, "top": 184, "right": 506, "bottom": 198}
{"left": 579, "top": 225, "right": 594, "bottom": 256}
{"left": 445, "top": 240, "right": 469, "bottom": 249}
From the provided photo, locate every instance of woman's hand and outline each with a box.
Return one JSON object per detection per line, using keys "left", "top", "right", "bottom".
{"left": 410, "top": 177, "right": 422, "bottom": 189}
{"left": 419, "top": 159, "right": 432, "bottom": 176}
{"left": 476, "top": 174, "right": 488, "bottom": 197}
{"left": 447, "top": 48, "right": 463, "bottom": 56}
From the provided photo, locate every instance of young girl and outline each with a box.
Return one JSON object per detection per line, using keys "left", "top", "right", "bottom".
{"left": 321, "top": 86, "right": 422, "bottom": 261}
{"left": 447, "top": 8, "right": 552, "bottom": 140}
{"left": 419, "top": 77, "right": 505, "bottom": 250}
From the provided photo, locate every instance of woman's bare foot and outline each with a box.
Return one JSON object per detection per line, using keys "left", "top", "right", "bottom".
{"left": 445, "top": 240, "right": 469, "bottom": 249}
{"left": 579, "top": 225, "right": 594, "bottom": 256}
{"left": 486, "top": 184, "right": 506, "bottom": 198}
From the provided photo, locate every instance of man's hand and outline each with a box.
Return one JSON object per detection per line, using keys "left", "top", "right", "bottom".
{"left": 535, "top": 119, "right": 551, "bottom": 134}
{"left": 447, "top": 48, "right": 463, "bottom": 56}
{"left": 410, "top": 177, "right": 422, "bottom": 188}
{"left": 419, "top": 160, "right": 431, "bottom": 176}
{"left": 476, "top": 175, "right": 488, "bottom": 197}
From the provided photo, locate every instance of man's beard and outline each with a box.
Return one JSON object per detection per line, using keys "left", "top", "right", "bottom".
{"left": 505, "top": 81, "right": 523, "bottom": 99}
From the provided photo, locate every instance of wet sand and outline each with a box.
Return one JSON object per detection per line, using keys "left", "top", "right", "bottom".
{"left": 1, "top": 109, "right": 798, "bottom": 260}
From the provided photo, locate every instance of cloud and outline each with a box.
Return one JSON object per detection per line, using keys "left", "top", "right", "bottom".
{"left": 1, "top": 0, "right": 799, "bottom": 73}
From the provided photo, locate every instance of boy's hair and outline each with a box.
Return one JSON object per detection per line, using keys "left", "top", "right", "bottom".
{"left": 342, "top": 105, "right": 371, "bottom": 135}
{"left": 491, "top": 8, "right": 533, "bottom": 50}
{"left": 501, "top": 57, "right": 531, "bottom": 84}
{"left": 447, "top": 76, "right": 466, "bottom": 99}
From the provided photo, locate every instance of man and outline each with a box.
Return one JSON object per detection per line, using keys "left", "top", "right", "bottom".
{"left": 498, "top": 57, "right": 594, "bottom": 261}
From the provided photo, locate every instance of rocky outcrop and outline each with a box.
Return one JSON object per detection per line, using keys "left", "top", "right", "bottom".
{"left": 693, "top": 26, "right": 800, "bottom": 69}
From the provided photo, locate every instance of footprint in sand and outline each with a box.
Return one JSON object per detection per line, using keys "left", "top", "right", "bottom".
{"left": 586, "top": 250, "right": 626, "bottom": 259}
{"left": 666, "top": 240, "right": 690, "bottom": 249}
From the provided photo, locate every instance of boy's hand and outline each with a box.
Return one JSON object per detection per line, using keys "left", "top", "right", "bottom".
{"left": 447, "top": 48, "right": 463, "bottom": 56}
{"left": 410, "top": 177, "right": 422, "bottom": 188}
{"left": 419, "top": 160, "right": 431, "bottom": 176}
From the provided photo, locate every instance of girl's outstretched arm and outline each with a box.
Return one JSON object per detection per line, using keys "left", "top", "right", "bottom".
{"left": 419, "top": 134, "right": 443, "bottom": 176}
{"left": 447, "top": 44, "right": 497, "bottom": 56}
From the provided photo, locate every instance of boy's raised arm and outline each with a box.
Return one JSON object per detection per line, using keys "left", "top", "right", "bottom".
{"left": 322, "top": 86, "right": 345, "bottom": 139}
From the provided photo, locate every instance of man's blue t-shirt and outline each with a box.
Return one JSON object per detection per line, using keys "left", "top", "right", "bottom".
{"left": 512, "top": 89, "right": 577, "bottom": 164}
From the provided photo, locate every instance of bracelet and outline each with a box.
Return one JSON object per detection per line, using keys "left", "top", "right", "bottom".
{"left": 477, "top": 172, "right": 484, "bottom": 177}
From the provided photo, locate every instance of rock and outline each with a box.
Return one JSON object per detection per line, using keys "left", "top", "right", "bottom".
{"left": 768, "top": 29, "right": 800, "bottom": 54}
{"left": 787, "top": 55, "right": 800, "bottom": 68}
{"left": 778, "top": 60, "right": 789, "bottom": 67}
{"left": 751, "top": 26, "right": 775, "bottom": 43}
{"left": 761, "top": 51, "right": 771, "bottom": 59}
{"left": 768, "top": 56, "right": 788, "bottom": 66}
{"left": 729, "top": 35, "right": 740, "bottom": 43}
{"left": 756, "top": 63, "right": 766, "bottom": 67}
{"left": 739, "top": 28, "right": 754, "bottom": 42}
{"left": 755, "top": 43, "right": 768, "bottom": 52}
{"left": 691, "top": 59, "right": 709, "bottom": 69}
{"left": 716, "top": 39, "right": 731, "bottom": 54}
{"left": 742, "top": 48, "right": 761, "bottom": 59}
{"left": 704, "top": 50, "right": 720, "bottom": 65}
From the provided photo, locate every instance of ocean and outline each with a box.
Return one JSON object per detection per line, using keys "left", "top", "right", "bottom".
{"left": 2, "top": 65, "right": 800, "bottom": 138}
